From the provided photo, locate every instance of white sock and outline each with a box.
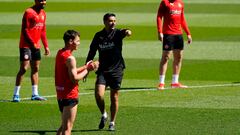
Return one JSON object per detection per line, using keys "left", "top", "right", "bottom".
{"left": 172, "top": 74, "right": 179, "bottom": 84}
{"left": 102, "top": 111, "right": 107, "bottom": 118}
{"left": 32, "top": 85, "right": 39, "bottom": 96}
{"left": 159, "top": 75, "right": 165, "bottom": 84}
{"left": 110, "top": 121, "right": 115, "bottom": 126}
{"left": 13, "top": 86, "right": 21, "bottom": 95}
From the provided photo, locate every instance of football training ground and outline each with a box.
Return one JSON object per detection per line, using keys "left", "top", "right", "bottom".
{"left": 0, "top": 0, "right": 240, "bottom": 134}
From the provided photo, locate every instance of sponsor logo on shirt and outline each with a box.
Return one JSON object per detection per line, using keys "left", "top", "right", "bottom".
{"left": 35, "top": 22, "right": 44, "bottom": 27}
{"left": 56, "top": 86, "right": 64, "bottom": 91}
{"left": 33, "top": 15, "right": 44, "bottom": 29}
{"left": 99, "top": 42, "right": 115, "bottom": 51}
{"left": 34, "top": 22, "right": 44, "bottom": 30}
{"left": 170, "top": 10, "right": 181, "bottom": 15}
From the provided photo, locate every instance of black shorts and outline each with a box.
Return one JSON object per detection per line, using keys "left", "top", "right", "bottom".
{"left": 96, "top": 70, "right": 124, "bottom": 90}
{"left": 163, "top": 34, "right": 184, "bottom": 51}
{"left": 19, "top": 48, "right": 41, "bottom": 61}
{"left": 57, "top": 98, "right": 79, "bottom": 112}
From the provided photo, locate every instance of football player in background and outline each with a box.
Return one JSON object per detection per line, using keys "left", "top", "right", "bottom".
{"left": 12, "top": 0, "right": 50, "bottom": 102}
{"left": 157, "top": 0, "right": 192, "bottom": 90}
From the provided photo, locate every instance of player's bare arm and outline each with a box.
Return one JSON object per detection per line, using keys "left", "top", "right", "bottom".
{"left": 66, "top": 56, "right": 88, "bottom": 83}
{"left": 76, "top": 60, "right": 99, "bottom": 74}
{"left": 77, "top": 66, "right": 87, "bottom": 73}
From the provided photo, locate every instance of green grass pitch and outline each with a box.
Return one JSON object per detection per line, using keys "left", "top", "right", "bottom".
{"left": 0, "top": 0, "right": 240, "bottom": 134}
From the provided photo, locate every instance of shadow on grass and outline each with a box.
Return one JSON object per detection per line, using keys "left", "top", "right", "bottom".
{"left": 10, "top": 129, "right": 111, "bottom": 134}
{"left": 121, "top": 87, "right": 156, "bottom": 90}
{"left": 84, "top": 87, "right": 156, "bottom": 91}
{"left": 0, "top": 99, "right": 32, "bottom": 102}
{"left": 0, "top": 99, "right": 12, "bottom": 102}
{"left": 233, "top": 82, "right": 240, "bottom": 84}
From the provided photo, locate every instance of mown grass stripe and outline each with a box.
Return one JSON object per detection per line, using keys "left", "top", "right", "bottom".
{"left": 1, "top": 12, "right": 240, "bottom": 28}
{"left": 0, "top": 2, "right": 240, "bottom": 14}
{"left": 1, "top": 56, "right": 239, "bottom": 82}
{"left": 1, "top": 39, "right": 239, "bottom": 61}
{"left": 1, "top": 25, "right": 240, "bottom": 42}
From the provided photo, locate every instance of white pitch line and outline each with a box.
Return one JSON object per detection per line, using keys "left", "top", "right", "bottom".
{"left": 123, "top": 83, "right": 240, "bottom": 92}
{"left": 4, "top": 83, "right": 240, "bottom": 101}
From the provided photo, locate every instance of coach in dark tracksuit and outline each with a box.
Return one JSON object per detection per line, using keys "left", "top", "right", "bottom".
{"left": 86, "top": 13, "right": 131, "bottom": 131}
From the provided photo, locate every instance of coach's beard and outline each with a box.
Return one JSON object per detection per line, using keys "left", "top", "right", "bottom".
{"left": 41, "top": 5, "right": 45, "bottom": 9}
{"left": 110, "top": 24, "right": 115, "bottom": 30}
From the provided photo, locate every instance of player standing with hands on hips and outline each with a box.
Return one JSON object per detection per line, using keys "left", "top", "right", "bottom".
{"left": 85, "top": 13, "right": 132, "bottom": 131}
{"left": 12, "top": 0, "right": 50, "bottom": 102}
{"left": 157, "top": 0, "right": 192, "bottom": 90}
{"left": 55, "top": 30, "right": 98, "bottom": 135}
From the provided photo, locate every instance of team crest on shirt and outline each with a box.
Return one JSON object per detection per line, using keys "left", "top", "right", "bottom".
{"left": 178, "top": 3, "right": 182, "bottom": 8}
{"left": 24, "top": 54, "right": 29, "bottom": 60}
{"left": 41, "top": 15, "right": 45, "bottom": 20}
{"left": 164, "top": 44, "right": 169, "bottom": 49}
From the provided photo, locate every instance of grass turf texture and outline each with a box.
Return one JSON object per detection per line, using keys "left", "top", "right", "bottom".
{"left": 0, "top": 2, "right": 240, "bottom": 14}
{"left": 1, "top": 25, "right": 240, "bottom": 42}
{"left": 0, "top": 0, "right": 240, "bottom": 134}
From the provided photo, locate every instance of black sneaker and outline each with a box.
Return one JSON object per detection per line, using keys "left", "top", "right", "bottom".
{"left": 109, "top": 123, "right": 115, "bottom": 131}
{"left": 98, "top": 116, "right": 107, "bottom": 129}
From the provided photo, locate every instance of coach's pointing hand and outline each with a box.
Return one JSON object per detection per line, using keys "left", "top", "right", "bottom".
{"left": 125, "top": 29, "right": 132, "bottom": 36}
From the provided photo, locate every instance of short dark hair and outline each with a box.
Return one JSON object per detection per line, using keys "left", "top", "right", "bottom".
{"left": 35, "top": 0, "right": 46, "bottom": 2}
{"left": 63, "top": 30, "right": 80, "bottom": 43}
{"left": 103, "top": 13, "right": 116, "bottom": 22}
